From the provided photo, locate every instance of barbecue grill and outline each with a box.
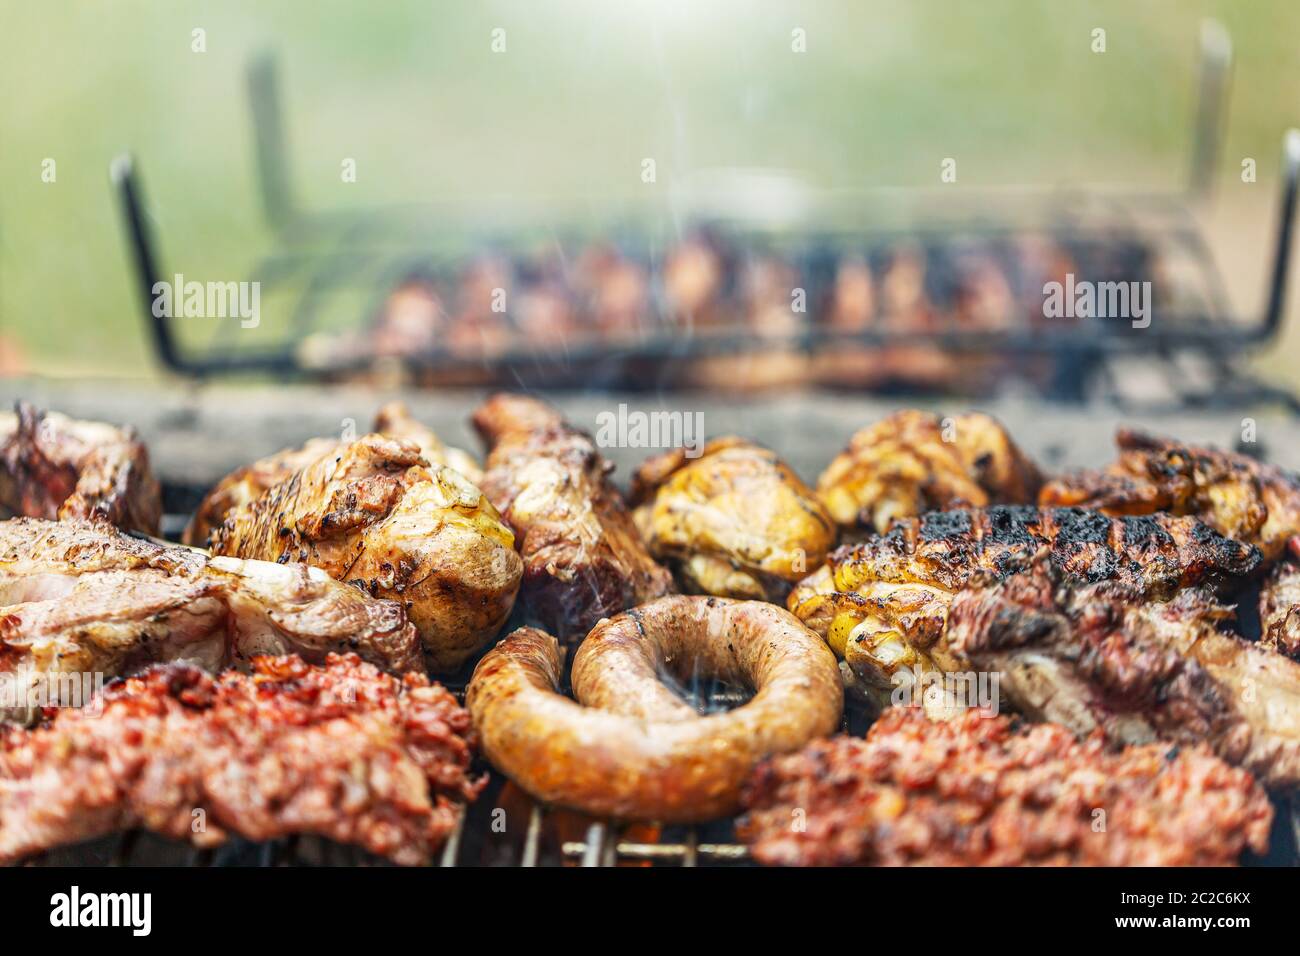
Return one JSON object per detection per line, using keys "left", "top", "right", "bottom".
{"left": 109, "top": 21, "right": 1300, "bottom": 409}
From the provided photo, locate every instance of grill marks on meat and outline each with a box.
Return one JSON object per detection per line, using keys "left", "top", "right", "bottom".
{"left": 472, "top": 394, "right": 673, "bottom": 642}
{"left": 0, "top": 654, "right": 482, "bottom": 865}
{"left": 787, "top": 505, "right": 1259, "bottom": 707}
{"left": 946, "top": 558, "right": 1300, "bottom": 789}
{"left": 834, "top": 505, "right": 1260, "bottom": 597}
{"left": 0, "top": 518, "right": 423, "bottom": 721}
{"left": 816, "top": 410, "right": 1042, "bottom": 537}
{"left": 208, "top": 434, "right": 522, "bottom": 671}
{"left": 738, "top": 708, "right": 1272, "bottom": 866}
{"left": 1040, "top": 429, "right": 1300, "bottom": 560}
{"left": 0, "top": 403, "right": 162, "bottom": 535}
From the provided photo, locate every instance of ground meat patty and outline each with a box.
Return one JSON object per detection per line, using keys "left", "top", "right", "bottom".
{"left": 738, "top": 708, "right": 1271, "bottom": 866}
{"left": 0, "top": 654, "right": 483, "bottom": 865}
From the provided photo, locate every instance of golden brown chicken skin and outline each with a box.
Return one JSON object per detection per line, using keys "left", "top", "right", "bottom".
{"left": 185, "top": 404, "right": 481, "bottom": 547}
{"left": 1040, "top": 429, "right": 1300, "bottom": 561}
{"left": 629, "top": 437, "right": 835, "bottom": 602}
{"left": 0, "top": 403, "right": 161, "bottom": 535}
{"left": 472, "top": 394, "right": 673, "bottom": 643}
{"left": 817, "top": 410, "right": 1041, "bottom": 537}
{"left": 209, "top": 434, "right": 522, "bottom": 671}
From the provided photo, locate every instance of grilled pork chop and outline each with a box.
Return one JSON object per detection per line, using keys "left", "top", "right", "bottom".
{"left": 0, "top": 518, "right": 422, "bottom": 721}
{"left": 472, "top": 394, "right": 673, "bottom": 642}
{"left": 208, "top": 434, "right": 522, "bottom": 671}
{"left": 1040, "top": 429, "right": 1300, "bottom": 561}
{"left": 0, "top": 403, "right": 162, "bottom": 535}
{"left": 0, "top": 654, "right": 482, "bottom": 865}
{"left": 946, "top": 557, "right": 1300, "bottom": 789}
{"left": 788, "top": 505, "right": 1260, "bottom": 701}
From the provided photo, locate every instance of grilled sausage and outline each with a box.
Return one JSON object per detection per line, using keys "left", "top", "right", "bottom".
{"left": 466, "top": 596, "right": 843, "bottom": 822}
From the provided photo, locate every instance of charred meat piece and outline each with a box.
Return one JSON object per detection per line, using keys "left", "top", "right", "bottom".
{"left": 788, "top": 506, "right": 1259, "bottom": 702}
{"left": 738, "top": 708, "right": 1271, "bottom": 866}
{"left": 947, "top": 557, "right": 1300, "bottom": 789}
{"left": 817, "top": 411, "right": 1042, "bottom": 537}
{"left": 184, "top": 405, "right": 480, "bottom": 547}
{"left": 629, "top": 437, "right": 835, "bottom": 602}
{"left": 820, "top": 505, "right": 1257, "bottom": 597}
{"left": 1261, "top": 550, "right": 1300, "bottom": 658}
{"left": 472, "top": 394, "right": 673, "bottom": 642}
{"left": 1040, "top": 429, "right": 1300, "bottom": 560}
{"left": 0, "top": 654, "right": 483, "bottom": 865}
{"left": 0, "top": 403, "right": 161, "bottom": 535}
{"left": 0, "top": 518, "right": 423, "bottom": 721}
{"left": 209, "top": 434, "right": 521, "bottom": 672}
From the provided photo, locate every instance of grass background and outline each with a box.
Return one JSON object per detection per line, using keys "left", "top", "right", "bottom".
{"left": 2, "top": 0, "right": 1298, "bottom": 380}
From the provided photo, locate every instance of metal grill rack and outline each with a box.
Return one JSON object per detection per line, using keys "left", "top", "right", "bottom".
{"left": 109, "top": 20, "right": 1300, "bottom": 409}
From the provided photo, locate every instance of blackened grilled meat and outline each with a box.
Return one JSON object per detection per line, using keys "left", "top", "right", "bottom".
{"left": 1041, "top": 429, "right": 1300, "bottom": 561}
{"left": 829, "top": 505, "right": 1259, "bottom": 598}
{"left": 947, "top": 557, "right": 1300, "bottom": 789}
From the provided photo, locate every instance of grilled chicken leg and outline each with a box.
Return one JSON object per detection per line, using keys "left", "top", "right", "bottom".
{"left": 0, "top": 403, "right": 162, "bottom": 535}
{"left": 0, "top": 518, "right": 422, "bottom": 723}
{"left": 817, "top": 410, "right": 1041, "bottom": 538}
{"left": 472, "top": 394, "right": 673, "bottom": 643}
{"left": 208, "top": 434, "right": 521, "bottom": 671}
{"left": 185, "top": 403, "right": 481, "bottom": 547}
{"left": 629, "top": 437, "right": 835, "bottom": 602}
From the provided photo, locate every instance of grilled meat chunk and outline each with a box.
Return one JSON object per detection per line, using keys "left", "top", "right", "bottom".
{"left": 472, "top": 394, "right": 673, "bottom": 642}
{"left": 0, "top": 403, "right": 161, "bottom": 535}
{"left": 817, "top": 410, "right": 1041, "bottom": 537}
{"left": 946, "top": 558, "right": 1300, "bottom": 789}
{"left": 738, "top": 708, "right": 1271, "bottom": 866}
{"left": 629, "top": 437, "right": 835, "bottom": 601}
{"left": 184, "top": 437, "right": 341, "bottom": 548}
{"left": 0, "top": 654, "right": 483, "bottom": 865}
{"left": 185, "top": 404, "right": 481, "bottom": 547}
{"left": 0, "top": 518, "right": 422, "bottom": 721}
{"left": 1261, "top": 551, "right": 1300, "bottom": 658}
{"left": 209, "top": 434, "right": 521, "bottom": 671}
{"left": 1040, "top": 429, "right": 1300, "bottom": 560}
{"left": 788, "top": 506, "right": 1259, "bottom": 701}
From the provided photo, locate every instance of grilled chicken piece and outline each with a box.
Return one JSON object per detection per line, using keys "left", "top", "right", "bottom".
{"left": 1260, "top": 542, "right": 1300, "bottom": 658}
{"left": 788, "top": 506, "right": 1259, "bottom": 701}
{"left": 946, "top": 557, "right": 1300, "bottom": 789}
{"left": 0, "top": 518, "right": 422, "bottom": 722}
{"left": 372, "top": 401, "right": 483, "bottom": 485}
{"left": 0, "top": 654, "right": 483, "bottom": 865}
{"left": 817, "top": 410, "right": 1041, "bottom": 537}
{"left": 1040, "top": 429, "right": 1300, "bottom": 561}
{"left": 184, "top": 405, "right": 481, "bottom": 547}
{"left": 472, "top": 394, "right": 673, "bottom": 642}
{"left": 628, "top": 437, "right": 835, "bottom": 601}
{"left": 739, "top": 708, "right": 1271, "bottom": 866}
{"left": 209, "top": 434, "right": 521, "bottom": 672}
{"left": 0, "top": 403, "right": 161, "bottom": 535}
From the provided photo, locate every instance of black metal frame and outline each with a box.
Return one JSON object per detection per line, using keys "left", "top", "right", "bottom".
{"left": 109, "top": 19, "right": 1299, "bottom": 407}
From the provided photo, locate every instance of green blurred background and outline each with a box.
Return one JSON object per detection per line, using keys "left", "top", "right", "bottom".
{"left": 2, "top": 0, "right": 1298, "bottom": 380}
